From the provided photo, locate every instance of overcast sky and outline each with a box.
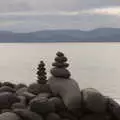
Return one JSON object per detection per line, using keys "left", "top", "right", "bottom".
{"left": 0, "top": 0, "right": 120, "bottom": 32}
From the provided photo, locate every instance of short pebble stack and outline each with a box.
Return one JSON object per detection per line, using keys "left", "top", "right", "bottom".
{"left": 0, "top": 52, "right": 119, "bottom": 120}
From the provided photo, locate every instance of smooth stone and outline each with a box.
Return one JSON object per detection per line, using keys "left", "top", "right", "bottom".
{"left": 107, "top": 98, "right": 120, "bottom": 120}
{"left": 48, "top": 77, "right": 81, "bottom": 110}
{"left": 28, "top": 83, "right": 51, "bottom": 95}
{"left": 51, "top": 68, "right": 71, "bottom": 78}
{"left": 38, "top": 93, "right": 51, "bottom": 98}
{"left": 81, "top": 88, "right": 107, "bottom": 113}
{"left": 12, "top": 103, "right": 26, "bottom": 109}
{"left": 52, "top": 63, "right": 69, "bottom": 68}
{"left": 55, "top": 56, "right": 67, "bottom": 63}
{"left": 1, "top": 109, "right": 12, "bottom": 113}
{"left": 2, "top": 82, "right": 15, "bottom": 88}
{"left": 15, "top": 84, "right": 27, "bottom": 90}
{"left": 0, "top": 86, "right": 15, "bottom": 93}
{"left": 46, "top": 113, "right": 61, "bottom": 120}
{"left": 17, "top": 96, "right": 26, "bottom": 105}
{"left": 16, "top": 87, "right": 28, "bottom": 96}
{"left": 80, "top": 114, "right": 110, "bottom": 120}
{"left": 14, "top": 109, "right": 43, "bottom": 120}
{"left": 0, "top": 92, "right": 20, "bottom": 109}
{"left": 0, "top": 112, "right": 21, "bottom": 120}
{"left": 30, "top": 97, "right": 55, "bottom": 114}
{"left": 48, "top": 97, "right": 66, "bottom": 111}
{"left": 56, "top": 52, "right": 64, "bottom": 57}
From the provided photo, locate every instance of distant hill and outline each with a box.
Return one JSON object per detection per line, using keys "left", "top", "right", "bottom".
{"left": 0, "top": 28, "right": 120, "bottom": 42}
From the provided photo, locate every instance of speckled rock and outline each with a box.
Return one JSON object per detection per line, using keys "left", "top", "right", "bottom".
{"left": 46, "top": 113, "right": 61, "bottom": 120}
{"left": 48, "top": 77, "right": 81, "bottom": 110}
{"left": 81, "top": 88, "right": 107, "bottom": 113}
{"left": 0, "top": 112, "right": 21, "bottom": 120}
{"left": 0, "top": 92, "right": 20, "bottom": 109}
{"left": 30, "top": 97, "right": 55, "bottom": 114}
{"left": 14, "top": 109, "right": 43, "bottom": 120}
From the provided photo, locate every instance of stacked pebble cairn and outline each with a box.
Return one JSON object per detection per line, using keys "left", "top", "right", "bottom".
{"left": 0, "top": 52, "right": 119, "bottom": 120}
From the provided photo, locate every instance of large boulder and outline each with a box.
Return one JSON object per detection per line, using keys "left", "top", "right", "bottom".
{"left": 0, "top": 92, "right": 20, "bottom": 109}
{"left": 48, "top": 76, "right": 81, "bottom": 110}
{"left": 14, "top": 109, "right": 43, "bottom": 120}
{"left": 107, "top": 98, "right": 120, "bottom": 120}
{"left": 0, "top": 112, "right": 21, "bottom": 120}
{"left": 30, "top": 96, "right": 55, "bottom": 114}
{"left": 81, "top": 88, "right": 107, "bottom": 113}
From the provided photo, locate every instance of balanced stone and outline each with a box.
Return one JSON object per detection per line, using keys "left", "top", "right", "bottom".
{"left": 0, "top": 112, "right": 21, "bottom": 120}
{"left": 51, "top": 68, "right": 71, "bottom": 78}
{"left": 48, "top": 77, "right": 81, "bottom": 110}
{"left": 81, "top": 88, "right": 107, "bottom": 113}
{"left": 14, "top": 109, "right": 43, "bottom": 120}
{"left": 52, "top": 62, "right": 69, "bottom": 68}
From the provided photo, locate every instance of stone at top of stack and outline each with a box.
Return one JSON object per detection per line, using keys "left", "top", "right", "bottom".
{"left": 51, "top": 52, "right": 71, "bottom": 79}
{"left": 37, "top": 61, "right": 47, "bottom": 84}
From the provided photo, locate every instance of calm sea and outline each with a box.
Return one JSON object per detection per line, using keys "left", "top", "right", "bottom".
{"left": 0, "top": 42, "right": 120, "bottom": 99}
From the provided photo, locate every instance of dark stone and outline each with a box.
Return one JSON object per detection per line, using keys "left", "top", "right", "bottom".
{"left": 38, "top": 93, "right": 51, "bottom": 98}
{"left": 48, "top": 97, "right": 66, "bottom": 111}
{"left": 28, "top": 83, "right": 51, "bottom": 95}
{"left": 0, "top": 86, "right": 15, "bottom": 93}
{"left": 17, "top": 96, "right": 26, "bottom": 105}
{"left": 0, "top": 92, "right": 20, "bottom": 109}
{"left": 16, "top": 87, "right": 28, "bottom": 96}
{"left": 81, "top": 88, "right": 107, "bottom": 113}
{"left": 48, "top": 77, "right": 81, "bottom": 110}
{"left": 0, "top": 112, "right": 21, "bottom": 120}
{"left": 55, "top": 56, "right": 67, "bottom": 63}
{"left": 51, "top": 68, "right": 71, "bottom": 78}
{"left": 46, "top": 113, "right": 61, "bottom": 120}
{"left": 15, "top": 84, "right": 27, "bottom": 90}
{"left": 56, "top": 52, "right": 64, "bottom": 57}
{"left": 14, "top": 109, "right": 43, "bottom": 120}
{"left": 107, "top": 98, "right": 120, "bottom": 120}
{"left": 11, "top": 103, "right": 26, "bottom": 109}
{"left": 2, "top": 82, "right": 15, "bottom": 88}
{"left": 80, "top": 114, "right": 110, "bottom": 120}
{"left": 30, "top": 97, "right": 55, "bottom": 114}
{"left": 1, "top": 109, "right": 12, "bottom": 113}
{"left": 58, "top": 111, "right": 77, "bottom": 120}
{"left": 52, "top": 63, "right": 69, "bottom": 68}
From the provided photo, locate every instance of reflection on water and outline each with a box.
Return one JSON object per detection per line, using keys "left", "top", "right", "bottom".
{"left": 0, "top": 43, "right": 120, "bottom": 98}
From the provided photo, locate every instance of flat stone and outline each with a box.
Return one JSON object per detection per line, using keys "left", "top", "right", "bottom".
{"left": 14, "top": 109, "right": 43, "bottom": 120}
{"left": 81, "top": 88, "right": 107, "bottom": 113}
{"left": 51, "top": 68, "right": 71, "bottom": 78}
{"left": 48, "top": 77, "right": 81, "bottom": 110}
{"left": 55, "top": 56, "right": 67, "bottom": 63}
{"left": 0, "top": 112, "right": 21, "bottom": 120}
{"left": 52, "top": 62, "right": 69, "bottom": 68}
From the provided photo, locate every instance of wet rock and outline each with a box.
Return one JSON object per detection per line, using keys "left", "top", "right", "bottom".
{"left": 30, "top": 97, "right": 55, "bottom": 114}
{"left": 0, "top": 86, "right": 15, "bottom": 93}
{"left": 12, "top": 103, "right": 26, "bottom": 109}
{"left": 14, "top": 109, "right": 43, "bottom": 120}
{"left": 48, "top": 77, "right": 81, "bottom": 110}
{"left": 0, "top": 112, "right": 21, "bottom": 120}
{"left": 80, "top": 114, "right": 110, "bottom": 120}
{"left": 51, "top": 68, "right": 71, "bottom": 78}
{"left": 81, "top": 88, "right": 107, "bottom": 113}
{"left": 107, "top": 98, "right": 120, "bottom": 120}
{"left": 0, "top": 92, "right": 20, "bottom": 109}
{"left": 46, "top": 113, "right": 61, "bottom": 120}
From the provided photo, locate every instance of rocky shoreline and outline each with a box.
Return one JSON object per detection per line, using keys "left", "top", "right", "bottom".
{"left": 0, "top": 52, "right": 119, "bottom": 120}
